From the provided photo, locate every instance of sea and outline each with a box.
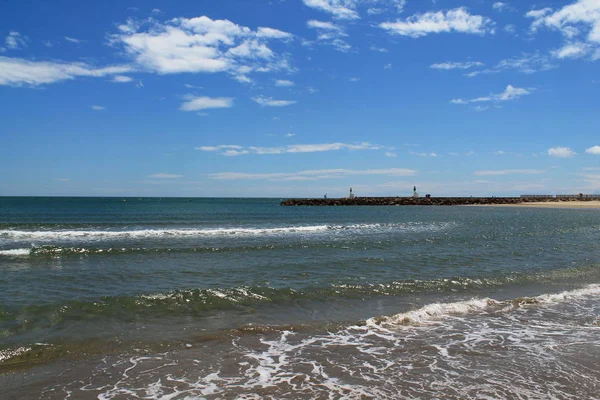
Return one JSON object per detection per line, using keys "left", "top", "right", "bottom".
{"left": 0, "top": 197, "right": 599, "bottom": 399}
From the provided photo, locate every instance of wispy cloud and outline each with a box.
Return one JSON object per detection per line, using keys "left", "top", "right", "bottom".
{"left": 0, "top": 57, "right": 133, "bottom": 87}
{"left": 110, "top": 75, "right": 133, "bottom": 83}
{"left": 370, "top": 45, "right": 388, "bottom": 52}
{"left": 275, "top": 79, "right": 295, "bottom": 87}
{"left": 492, "top": 2, "right": 514, "bottom": 12}
{"left": 451, "top": 85, "right": 532, "bottom": 105}
{"left": 430, "top": 61, "right": 484, "bottom": 70}
{"left": 90, "top": 105, "right": 105, "bottom": 110}
{"left": 306, "top": 19, "right": 352, "bottom": 52}
{"left": 64, "top": 36, "right": 83, "bottom": 44}
{"left": 302, "top": 0, "right": 360, "bottom": 20}
{"left": 548, "top": 146, "right": 576, "bottom": 158}
{"left": 410, "top": 151, "right": 437, "bottom": 157}
{"left": 5, "top": 32, "right": 28, "bottom": 50}
{"left": 180, "top": 95, "right": 234, "bottom": 112}
{"left": 197, "top": 142, "right": 382, "bottom": 156}
{"left": 379, "top": 8, "right": 494, "bottom": 38}
{"left": 465, "top": 53, "right": 556, "bottom": 77}
{"left": 208, "top": 167, "right": 417, "bottom": 181}
{"left": 252, "top": 96, "right": 296, "bottom": 107}
{"left": 148, "top": 173, "right": 183, "bottom": 178}
{"left": 474, "top": 169, "right": 545, "bottom": 176}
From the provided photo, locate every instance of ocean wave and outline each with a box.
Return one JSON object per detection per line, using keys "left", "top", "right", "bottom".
{"left": 2, "top": 267, "right": 599, "bottom": 338}
{"left": 0, "top": 222, "right": 454, "bottom": 242}
{"left": 0, "top": 248, "right": 31, "bottom": 256}
{"left": 368, "top": 283, "right": 600, "bottom": 328}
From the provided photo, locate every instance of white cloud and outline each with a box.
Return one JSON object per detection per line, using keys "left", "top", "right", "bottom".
{"left": 110, "top": 15, "right": 293, "bottom": 82}
{"left": 302, "top": 0, "right": 360, "bottom": 20}
{"left": 222, "top": 149, "right": 250, "bottom": 156}
{"left": 151, "top": 8, "right": 162, "bottom": 15}
{"left": 370, "top": 46, "right": 388, "bottom": 52}
{"left": 55, "top": 178, "right": 70, "bottom": 182}
{"left": 410, "top": 152, "right": 437, "bottom": 157}
{"left": 5, "top": 32, "right": 27, "bottom": 50}
{"left": 196, "top": 145, "right": 243, "bottom": 151}
{"left": 90, "top": 105, "right": 105, "bottom": 110}
{"left": 493, "top": 2, "right": 507, "bottom": 11}
{"left": 275, "top": 79, "right": 294, "bottom": 87}
{"left": 367, "top": 8, "right": 384, "bottom": 15}
{"left": 384, "top": 63, "right": 392, "bottom": 69}
{"left": 179, "top": 95, "right": 234, "bottom": 111}
{"left": 148, "top": 173, "right": 183, "bottom": 178}
{"left": 385, "top": 151, "right": 397, "bottom": 157}
{"left": 208, "top": 167, "right": 417, "bottom": 181}
{"left": 465, "top": 53, "right": 557, "bottom": 77}
{"left": 525, "top": 8, "right": 553, "bottom": 19}
{"left": 0, "top": 57, "right": 133, "bottom": 87}
{"left": 252, "top": 95, "right": 296, "bottom": 107}
{"left": 256, "top": 27, "right": 294, "bottom": 40}
{"left": 303, "top": 0, "right": 408, "bottom": 20}
{"left": 110, "top": 75, "right": 133, "bottom": 83}
{"left": 551, "top": 42, "right": 590, "bottom": 58}
{"left": 306, "top": 19, "right": 352, "bottom": 52}
{"left": 585, "top": 145, "right": 600, "bottom": 154}
{"left": 474, "top": 169, "right": 545, "bottom": 176}
{"left": 527, "top": 0, "right": 600, "bottom": 60}
{"left": 547, "top": 146, "right": 576, "bottom": 158}
{"left": 330, "top": 38, "right": 352, "bottom": 52}
{"left": 349, "top": 77, "right": 360, "bottom": 82}
{"left": 379, "top": 7, "right": 494, "bottom": 38}
{"left": 430, "top": 61, "right": 484, "bottom": 70}
{"left": 197, "top": 142, "right": 381, "bottom": 156}
{"left": 451, "top": 84, "right": 532, "bottom": 105}
{"left": 307, "top": 20, "right": 343, "bottom": 31}
{"left": 64, "top": 36, "right": 83, "bottom": 44}
{"left": 284, "top": 133, "right": 296, "bottom": 137}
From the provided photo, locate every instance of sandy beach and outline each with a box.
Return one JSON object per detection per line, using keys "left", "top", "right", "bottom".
{"left": 481, "top": 201, "right": 600, "bottom": 209}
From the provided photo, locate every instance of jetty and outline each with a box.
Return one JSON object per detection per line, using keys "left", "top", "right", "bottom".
{"left": 281, "top": 194, "right": 600, "bottom": 207}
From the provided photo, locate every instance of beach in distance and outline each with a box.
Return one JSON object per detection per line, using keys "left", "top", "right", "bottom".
{"left": 472, "top": 200, "right": 600, "bottom": 208}
{"left": 0, "top": 197, "right": 599, "bottom": 399}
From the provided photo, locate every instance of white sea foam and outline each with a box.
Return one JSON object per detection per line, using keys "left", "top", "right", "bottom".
{"left": 0, "top": 248, "right": 31, "bottom": 256}
{"left": 64, "top": 283, "right": 600, "bottom": 400}
{"left": 368, "top": 283, "right": 600, "bottom": 328}
{"left": 0, "top": 222, "right": 453, "bottom": 242}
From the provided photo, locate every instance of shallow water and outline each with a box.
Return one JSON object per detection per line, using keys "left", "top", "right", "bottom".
{"left": 1, "top": 197, "right": 599, "bottom": 399}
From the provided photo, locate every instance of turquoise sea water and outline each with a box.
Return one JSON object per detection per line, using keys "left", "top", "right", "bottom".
{"left": 1, "top": 197, "right": 599, "bottom": 399}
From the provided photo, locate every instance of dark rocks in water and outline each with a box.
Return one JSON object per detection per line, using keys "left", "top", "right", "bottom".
{"left": 281, "top": 197, "right": 526, "bottom": 206}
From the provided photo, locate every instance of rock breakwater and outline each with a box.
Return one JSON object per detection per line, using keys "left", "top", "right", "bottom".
{"left": 282, "top": 197, "right": 525, "bottom": 206}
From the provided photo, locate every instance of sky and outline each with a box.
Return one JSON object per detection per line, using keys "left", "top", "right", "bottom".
{"left": 0, "top": 0, "right": 599, "bottom": 197}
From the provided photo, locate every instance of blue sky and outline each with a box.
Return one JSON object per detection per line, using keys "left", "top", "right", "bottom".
{"left": 1, "top": 0, "right": 599, "bottom": 197}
